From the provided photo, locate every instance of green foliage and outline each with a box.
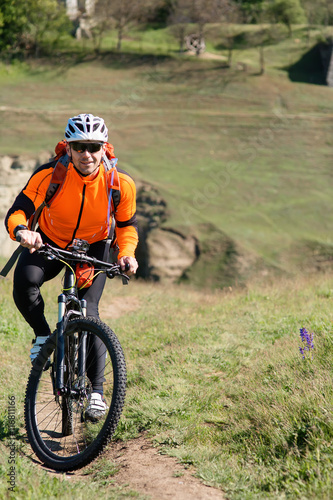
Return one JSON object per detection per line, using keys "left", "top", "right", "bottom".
{"left": 239, "top": 0, "right": 266, "bottom": 23}
{"left": 0, "top": 0, "right": 71, "bottom": 58}
{"left": 267, "top": 0, "right": 306, "bottom": 36}
{"left": 147, "top": 0, "right": 173, "bottom": 25}
{"left": 301, "top": 0, "right": 333, "bottom": 26}
{"left": 0, "top": 0, "right": 27, "bottom": 54}
{"left": 24, "top": 0, "right": 72, "bottom": 57}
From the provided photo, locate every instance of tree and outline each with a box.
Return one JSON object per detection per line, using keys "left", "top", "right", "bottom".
{"left": 246, "top": 26, "right": 282, "bottom": 74}
{"left": 0, "top": 0, "right": 28, "bottom": 54}
{"left": 0, "top": 0, "right": 70, "bottom": 57}
{"left": 168, "top": 0, "right": 192, "bottom": 52}
{"left": 190, "top": 0, "right": 234, "bottom": 54}
{"left": 303, "top": 0, "right": 333, "bottom": 26}
{"left": 220, "top": 26, "right": 241, "bottom": 67}
{"left": 94, "top": 0, "right": 152, "bottom": 52}
{"left": 239, "top": 0, "right": 266, "bottom": 23}
{"left": 301, "top": 0, "right": 333, "bottom": 43}
{"left": 169, "top": 0, "right": 234, "bottom": 55}
{"left": 267, "top": 0, "right": 306, "bottom": 37}
{"left": 25, "top": 0, "right": 71, "bottom": 57}
{"left": 322, "top": 0, "right": 333, "bottom": 25}
{"left": 147, "top": 0, "right": 173, "bottom": 25}
{"left": 301, "top": 0, "right": 319, "bottom": 44}
{"left": 236, "top": 0, "right": 283, "bottom": 74}
{"left": 86, "top": 0, "right": 111, "bottom": 52}
{"left": 219, "top": 3, "right": 243, "bottom": 66}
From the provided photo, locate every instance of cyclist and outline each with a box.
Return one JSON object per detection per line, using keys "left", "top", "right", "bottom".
{"left": 5, "top": 113, "right": 138, "bottom": 421}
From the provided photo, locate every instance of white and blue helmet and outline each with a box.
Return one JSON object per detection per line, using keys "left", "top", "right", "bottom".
{"left": 65, "top": 113, "right": 108, "bottom": 142}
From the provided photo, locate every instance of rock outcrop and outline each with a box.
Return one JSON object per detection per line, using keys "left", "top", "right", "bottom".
{"left": 134, "top": 182, "right": 199, "bottom": 281}
{"left": 0, "top": 152, "right": 51, "bottom": 256}
{"left": 319, "top": 38, "right": 333, "bottom": 87}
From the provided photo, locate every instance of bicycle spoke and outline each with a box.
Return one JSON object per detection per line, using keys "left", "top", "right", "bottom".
{"left": 25, "top": 318, "right": 126, "bottom": 470}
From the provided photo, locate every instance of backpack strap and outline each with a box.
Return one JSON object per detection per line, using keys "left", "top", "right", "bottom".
{"left": 46, "top": 154, "right": 71, "bottom": 204}
{"left": 103, "top": 154, "right": 121, "bottom": 214}
{"left": 0, "top": 246, "right": 24, "bottom": 277}
{"left": 103, "top": 154, "right": 121, "bottom": 260}
{"left": 29, "top": 154, "right": 70, "bottom": 231}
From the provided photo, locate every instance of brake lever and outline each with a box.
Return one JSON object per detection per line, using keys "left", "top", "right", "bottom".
{"left": 121, "top": 273, "right": 130, "bottom": 285}
{"left": 37, "top": 244, "right": 58, "bottom": 261}
{"left": 106, "top": 267, "right": 130, "bottom": 285}
{"left": 120, "top": 263, "right": 130, "bottom": 284}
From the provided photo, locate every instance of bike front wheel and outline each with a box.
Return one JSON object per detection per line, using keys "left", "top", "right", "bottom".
{"left": 24, "top": 317, "right": 126, "bottom": 471}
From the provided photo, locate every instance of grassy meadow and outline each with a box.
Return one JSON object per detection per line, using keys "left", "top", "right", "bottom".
{"left": 0, "top": 24, "right": 332, "bottom": 273}
{"left": 0, "top": 23, "right": 333, "bottom": 499}
{"left": 0, "top": 269, "right": 333, "bottom": 498}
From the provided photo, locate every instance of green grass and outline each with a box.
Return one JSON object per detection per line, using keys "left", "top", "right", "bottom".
{"left": 0, "top": 269, "right": 332, "bottom": 498}
{"left": 107, "top": 275, "right": 333, "bottom": 499}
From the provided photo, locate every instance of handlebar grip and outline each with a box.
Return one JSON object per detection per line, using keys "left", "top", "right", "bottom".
{"left": 124, "top": 263, "right": 130, "bottom": 272}
{"left": 16, "top": 234, "right": 21, "bottom": 243}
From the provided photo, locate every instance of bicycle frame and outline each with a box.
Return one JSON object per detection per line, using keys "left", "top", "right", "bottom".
{"left": 55, "top": 265, "right": 87, "bottom": 395}
{"left": 34, "top": 240, "right": 129, "bottom": 397}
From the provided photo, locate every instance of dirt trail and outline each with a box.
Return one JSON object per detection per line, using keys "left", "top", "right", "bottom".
{"left": 41, "top": 299, "right": 224, "bottom": 498}
{"left": 81, "top": 436, "right": 225, "bottom": 500}
{"left": 98, "top": 301, "right": 225, "bottom": 498}
{"left": 41, "top": 435, "right": 225, "bottom": 499}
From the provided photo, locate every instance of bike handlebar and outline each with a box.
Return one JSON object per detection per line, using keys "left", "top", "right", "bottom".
{"left": 37, "top": 244, "right": 130, "bottom": 282}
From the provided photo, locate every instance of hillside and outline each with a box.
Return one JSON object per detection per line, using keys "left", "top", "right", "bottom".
{"left": 0, "top": 25, "right": 332, "bottom": 287}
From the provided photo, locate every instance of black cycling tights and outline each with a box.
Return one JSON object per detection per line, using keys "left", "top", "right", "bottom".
{"left": 13, "top": 237, "right": 109, "bottom": 393}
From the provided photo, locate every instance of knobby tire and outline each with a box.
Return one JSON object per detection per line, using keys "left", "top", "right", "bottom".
{"left": 24, "top": 317, "right": 126, "bottom": 471}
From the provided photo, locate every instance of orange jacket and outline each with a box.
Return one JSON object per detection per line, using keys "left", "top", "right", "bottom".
{"left": 5, "top": 160, "right": 138, "bottom": 259}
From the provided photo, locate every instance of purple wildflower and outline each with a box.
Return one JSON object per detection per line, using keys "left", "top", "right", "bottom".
{"left": 299, "top": 328, "right": 314, "bottom": 359}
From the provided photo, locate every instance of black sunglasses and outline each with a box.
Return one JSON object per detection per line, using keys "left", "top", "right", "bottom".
{"left": 70, "top": 142, "right": 103, "bottom": 153}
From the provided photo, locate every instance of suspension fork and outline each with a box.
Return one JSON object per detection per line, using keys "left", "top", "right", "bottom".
{"left": 56, "top": 294, "right": 66, "bottom": 393}
{"left": 55, "top": 267, "right": 88, "bottom": 394}
{"left": 56, "top": 267, "right": 76, "bottom": 393}
{"left": 78, "top": 299, "right": 87, "bottom": 389}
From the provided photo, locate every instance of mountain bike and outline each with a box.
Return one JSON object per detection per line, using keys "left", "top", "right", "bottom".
{"left": 24, "top": 239, "right": 129, "bottom": 471}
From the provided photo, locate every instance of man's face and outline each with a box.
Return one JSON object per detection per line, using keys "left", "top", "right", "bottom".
{"left": 66, "top": 141, "right": 105, "bottom": 175}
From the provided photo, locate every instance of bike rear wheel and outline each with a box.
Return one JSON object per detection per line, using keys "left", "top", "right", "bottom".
{"left": 24, "top": 317, "right": 126, "bottom": 471}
